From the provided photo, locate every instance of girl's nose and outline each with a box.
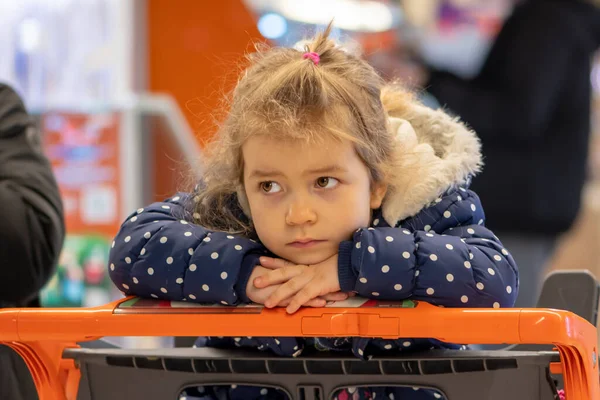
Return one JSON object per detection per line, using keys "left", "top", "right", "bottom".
{"left": 285, "top": 200, "right": 317, "bottom": 226}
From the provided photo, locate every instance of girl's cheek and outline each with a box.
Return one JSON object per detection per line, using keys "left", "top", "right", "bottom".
{"left": 252, "top": 195, "right": 284, "bottom": 216}
{"left": 317, "top": 187, "right": 342, "bottom": 201}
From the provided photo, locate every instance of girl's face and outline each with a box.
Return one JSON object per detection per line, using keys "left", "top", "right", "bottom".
{"left": 242, "top": 135, "right": 387, "bottom": 266}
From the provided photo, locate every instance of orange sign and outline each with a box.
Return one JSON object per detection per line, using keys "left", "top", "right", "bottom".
{"left": 42, "top": 112, "right": 122, "bottom": 237}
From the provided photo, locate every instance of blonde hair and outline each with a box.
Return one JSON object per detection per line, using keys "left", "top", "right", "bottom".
{"left": 189, "top": 24, "right": 414, "bottom": 236}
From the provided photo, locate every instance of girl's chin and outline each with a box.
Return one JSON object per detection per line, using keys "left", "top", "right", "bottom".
{"left": 284, "top": 251, "right": 336, "bottom": 267}
{"left": 263, "top": 242, "right": 339, "bottom": 265}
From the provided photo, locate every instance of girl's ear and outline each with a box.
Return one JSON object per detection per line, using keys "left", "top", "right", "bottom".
{"left": 370, "top": 182, "right": 388, "bottom": 210}
{"left": 236, "top": 184, "right": 252, "bottom": 219}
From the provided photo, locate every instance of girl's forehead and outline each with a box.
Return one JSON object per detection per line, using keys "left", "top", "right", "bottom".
{"left": 242, "top": 135, "right": 360, "bottom": 173}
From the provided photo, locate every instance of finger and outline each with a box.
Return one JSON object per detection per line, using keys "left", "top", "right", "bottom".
{"left": 322, "top": 292, "right": 348, "bottom": 301}
{"left": 265, "top": 274, "right": 311, "bottom": 308}
{"left": 259, "top": 257, "right": 296, "bottom": 270}
{"left": 321, "top": 292, "right": 349, "bottom": 301}
{"left": 247, "top": 283, "right": 281, "bottom": 305}
{"left": 254, "top": 265, "right": 304, "bottom": 288}
{"left": 277, "top": 297, "right": 325, "bottom": 308}
{"left": 287, "top": 284, "right": 322, "bottom": 314}
{"left": 275, "top": 297, "right": 292, "bottom": 307}
{"left": 305, "top": 298, "right": 327, "bottom": 307}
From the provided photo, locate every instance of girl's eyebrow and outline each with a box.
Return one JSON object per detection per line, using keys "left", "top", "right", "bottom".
{"left": 247, "top": 165, "right": 348, "bottom": 180}
{"left": 247, "top": 169, "right": 284, "bottom": 179}
{"left": 303, "top": 165, "right": 348, "bottom": 175}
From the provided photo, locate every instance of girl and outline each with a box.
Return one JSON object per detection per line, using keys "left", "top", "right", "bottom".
{"left": 108, "top": 26, "right": 518, "bottom": 400}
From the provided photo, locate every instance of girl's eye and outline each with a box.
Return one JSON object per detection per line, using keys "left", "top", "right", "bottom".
{"left": 315, "top": 177, "right": 339, "bottom": 189}
{"left": 260, "top": 181, "right": 282, "bottom": 193}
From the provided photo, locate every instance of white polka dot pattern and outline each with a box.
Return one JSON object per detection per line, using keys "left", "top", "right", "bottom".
{"left": 107, "top": 189, "right": 517, "bottom": 359}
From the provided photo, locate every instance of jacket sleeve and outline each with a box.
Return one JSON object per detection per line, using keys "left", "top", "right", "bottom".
{"left": 425, "top": 4, "right": 573, "bottom": 144}
{"left": 108, "top": 193, "right": 267, "bottom": 305}
{"left": 337, "top": 188, "right": 518, "bottom": 308}
{"left": 0, "top": 84, "right": 65, "bottom": 306}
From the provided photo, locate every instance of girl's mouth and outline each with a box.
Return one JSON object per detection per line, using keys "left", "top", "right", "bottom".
{"left": 287, "top": 239, "right": 326, "bottom": 248}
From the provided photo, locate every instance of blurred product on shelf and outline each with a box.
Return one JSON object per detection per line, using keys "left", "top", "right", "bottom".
{"left": 38, "top": 111, "right": 123, "bottom": 308}
{"left": 40, "top": 235, "right": 119, "bottom": 308}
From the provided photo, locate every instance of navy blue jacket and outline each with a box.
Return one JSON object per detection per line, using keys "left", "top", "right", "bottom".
{"left": 109, "top": 186, "right": 518, "bottom": 358}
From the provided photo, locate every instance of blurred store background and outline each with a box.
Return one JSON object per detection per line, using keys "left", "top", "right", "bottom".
{"left": 0, "top": 0, "right": 598, "bottom": 347}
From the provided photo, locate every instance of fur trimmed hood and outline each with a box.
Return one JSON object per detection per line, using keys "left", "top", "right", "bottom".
{"left": 381, "top": 104, "right": 483, "bottom": 226}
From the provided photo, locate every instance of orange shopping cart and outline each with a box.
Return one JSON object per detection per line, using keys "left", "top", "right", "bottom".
{"left": 0, "top": 270, "right": 599, "bottom": 400}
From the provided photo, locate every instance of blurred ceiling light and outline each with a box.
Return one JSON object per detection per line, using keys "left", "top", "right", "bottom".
{"left": 19, "top": 18, "right": 42, "bottom": 53}
{"left": 247, "top": 0, "right": 397, "bottom": 32}
{"left": 258, "top": 13, "right": 288, "bottom": 39}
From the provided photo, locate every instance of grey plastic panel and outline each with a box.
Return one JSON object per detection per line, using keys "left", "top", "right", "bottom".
{"left": 65, "top": 348, "right": 559, "bottom": 400}
{"left": 536, "top": 270, "right": 599, "bottom": 325}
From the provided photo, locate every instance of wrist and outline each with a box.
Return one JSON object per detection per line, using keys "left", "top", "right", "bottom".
{"left": 337, "top": 241, "right": 357, "bottom": 292}
{"left": 235, "top": 253, "right": 261, "bottom": 303}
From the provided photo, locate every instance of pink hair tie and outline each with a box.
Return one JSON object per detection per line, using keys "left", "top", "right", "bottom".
{"left": 302, "top": 52, "right": 320, "bottom": 65}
